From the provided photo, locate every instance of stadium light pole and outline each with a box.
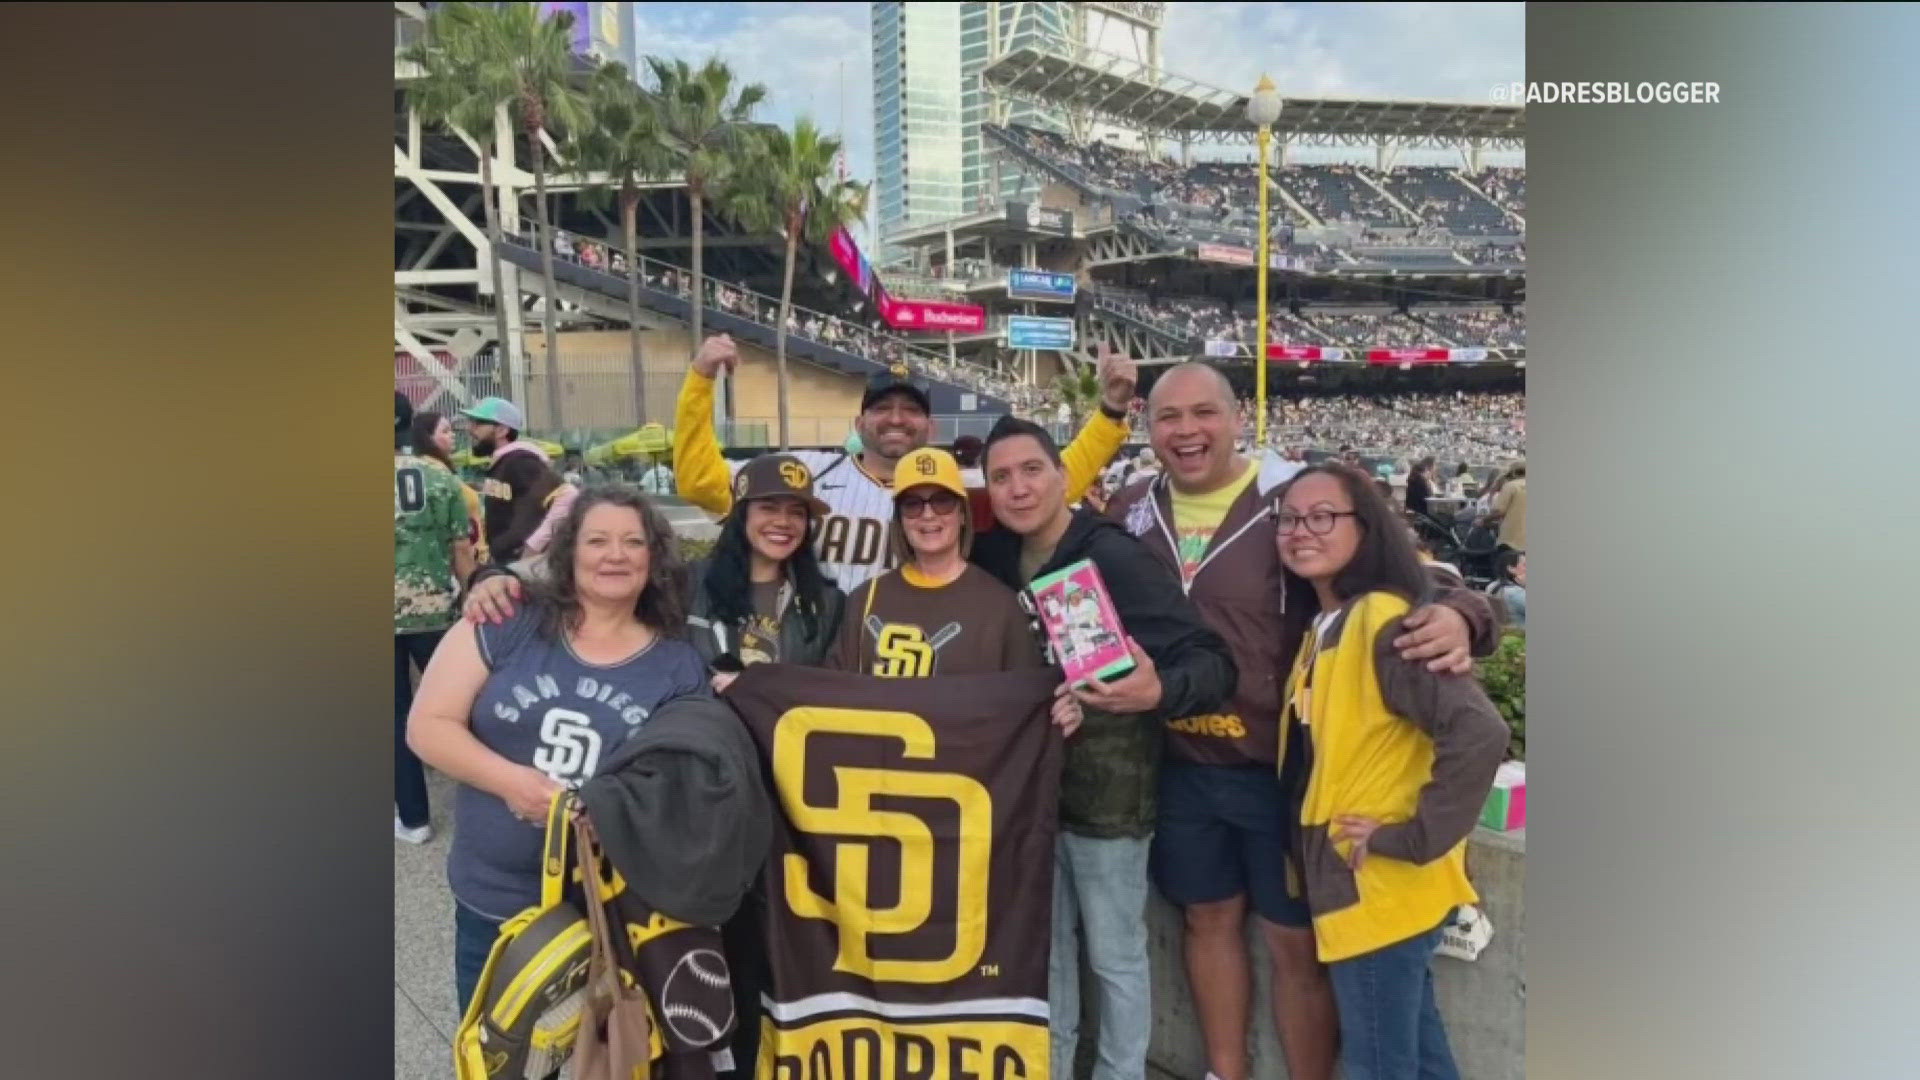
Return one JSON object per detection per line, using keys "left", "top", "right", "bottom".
{"left": 1248, "top": 75, "right": 1282, "bottom": 449}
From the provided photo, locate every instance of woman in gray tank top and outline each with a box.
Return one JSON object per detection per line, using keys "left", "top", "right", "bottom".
{"left": 407, "top": 486, "right": 709, "bottom": 1015}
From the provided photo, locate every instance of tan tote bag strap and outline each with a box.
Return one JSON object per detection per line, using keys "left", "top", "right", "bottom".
{"left": 571, "top": 811, "right": 652, "bottom": 1080}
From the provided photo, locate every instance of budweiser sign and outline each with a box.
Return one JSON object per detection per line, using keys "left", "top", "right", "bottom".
{"left": 829, "top": 227, "right": 987, "bottom": 334}
{"left": 883, "top": 297, "right": 986, "bottom": 333}
{"left": 1267, "top": 344, "right": 1350, "bottom": 362}
{"left": 1367, "top": 348, "right": 1452, "bottom": 364}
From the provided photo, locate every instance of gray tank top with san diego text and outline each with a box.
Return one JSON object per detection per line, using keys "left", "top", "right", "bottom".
{"left": 448, "top": 606, "right": 709, "bottom": 919}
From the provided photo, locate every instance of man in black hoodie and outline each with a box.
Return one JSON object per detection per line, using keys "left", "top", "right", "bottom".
{"left": 971, "top": 415, "right": 1236, "bottom": 1080}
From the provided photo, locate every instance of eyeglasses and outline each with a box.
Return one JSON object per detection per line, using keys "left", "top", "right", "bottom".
{"left": 1276, "top": 509, "right": 1359, "bottom": 536}
{"left": 899, "top": 492, "right": 962, "bottom": 517}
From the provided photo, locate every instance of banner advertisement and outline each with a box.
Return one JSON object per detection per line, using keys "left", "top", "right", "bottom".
{"left": 885, "top": 298, "right": 987, "bottom": 333}
{"left": 1201, "top": 343, "right": 1501, "bottom": 364}
{"left": 1006, "top": 315, "right": 1076, "bottom": 351}
{"left": 726, "top": 665, "right": 1065, "bottom": 1080}
{"left": 1007, "top": 269, "right": 1077, "bottom": 304}
{"left": 1366, "top": 348, "right": 1467, "bottom": 364}
{"left": 829, "top": 228, "right": 988, "bottom": 334}
{"left": 829, "top": 228, "right": 878, "bottom": 299}
{"left": 1005, "top": 202, "right": 1074, "bottom": 236}
{"left": 1268, "top": 344, "right": 1349, "bottom": 362}
{"left": 1195, "top": 243, "right": 1303, "bottom": 271}
{"left": 1196, "top": 242, "right": 1254, "bottom": 266}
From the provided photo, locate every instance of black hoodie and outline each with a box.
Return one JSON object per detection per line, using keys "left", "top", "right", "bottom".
{"left": 972, "top": 508, "right": 1237, "bottom": 837}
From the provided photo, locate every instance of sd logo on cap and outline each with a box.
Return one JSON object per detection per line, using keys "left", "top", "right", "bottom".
{"left": 731, "top": 454, "right": 829, "bottom": 517}
{"left": 894, "top": 448, "right": 965, "bottom": 499}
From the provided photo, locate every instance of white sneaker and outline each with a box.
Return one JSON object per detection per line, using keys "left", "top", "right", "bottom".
{"left": 395, "top": 814, "right": 433, "bottom": 845}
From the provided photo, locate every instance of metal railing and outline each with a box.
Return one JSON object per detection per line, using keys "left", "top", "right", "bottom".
{"left": 397, "top": 354, "right": 1036, "bottom": 452}
{"left": 514, "top": 226, "right": 1022, "bottom": 397}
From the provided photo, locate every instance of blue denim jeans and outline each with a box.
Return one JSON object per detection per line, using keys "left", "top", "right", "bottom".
{"left": 454, "top": 903, "right": 505, "bottom": 1020}
{"left": 1327, "top": 917, "right": 1460, "bottom": 1080}
{"left": 393, "top": 631, "right": 444, "bottom": 829}
{"left": 1049, "top": 832, "right": 1153, "bottom": 1080}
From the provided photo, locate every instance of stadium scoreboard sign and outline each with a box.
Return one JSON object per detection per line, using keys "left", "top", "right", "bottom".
{"left": 1005, "top": 201, "right": 1074, "bottom": 237}
{"left": 1007, "top": 269, "right": 1076, "bottom": 304}
{"left": 1006, "top": 315, "right": 1076, "bottom": 351}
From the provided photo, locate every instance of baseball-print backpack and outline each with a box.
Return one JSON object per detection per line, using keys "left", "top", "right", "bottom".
{"left": 455, "top": 792, "right": 600, "bottom": 1080}
{"left": 455, "top": 792, "right": 739, "bottom": 1080}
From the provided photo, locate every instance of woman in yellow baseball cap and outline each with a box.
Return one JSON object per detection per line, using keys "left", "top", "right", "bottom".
{"left": 824, "top": 446, "right": 1078, "bottom": 740}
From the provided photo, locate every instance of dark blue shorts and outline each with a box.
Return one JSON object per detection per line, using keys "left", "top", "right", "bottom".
{"left": 1151, "top": 758, "right": 1311, "bottom": 928}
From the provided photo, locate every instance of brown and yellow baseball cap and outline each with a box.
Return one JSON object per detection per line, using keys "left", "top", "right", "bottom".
{"left": 731, "top": 453, "right": 830, "bottom": 516}
{"left": 893, "top": 447, "right": 966, "bottom": 500}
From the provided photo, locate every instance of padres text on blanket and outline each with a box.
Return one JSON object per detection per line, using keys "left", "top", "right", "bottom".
{"left": 725, "top": 663, "right": 1066, "bottom": 1080}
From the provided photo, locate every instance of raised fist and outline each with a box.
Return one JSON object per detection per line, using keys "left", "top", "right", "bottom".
{"left": 1097, "top": 344, "right": 1138, "bottom": 412}
{"left": 693, "top": 333, "right": 740, "bottom": 379}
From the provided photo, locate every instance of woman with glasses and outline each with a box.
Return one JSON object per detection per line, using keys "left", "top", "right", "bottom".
{"left": 825, "top": 447, "right": 1054, "bottom": 680}
{"left": 1269, "top": 463, "right": 1509, "bottom": 1080}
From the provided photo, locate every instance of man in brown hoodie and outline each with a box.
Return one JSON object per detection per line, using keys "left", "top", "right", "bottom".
{"left": 1104, "top": 364, "right": 1497, "bottom": 1080}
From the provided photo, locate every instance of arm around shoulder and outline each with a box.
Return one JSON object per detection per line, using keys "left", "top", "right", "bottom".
{"left": 1366, "top": 619, "right": 1511, "bottom": 864}
{"left": 1429, "top": 581, "right": 1501, "bottom": 658}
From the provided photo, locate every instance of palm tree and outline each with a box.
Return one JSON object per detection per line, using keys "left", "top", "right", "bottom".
{"left": 1053, "top": 362, "right": 1104, "bottom": 430}
{"left": 568, "top": 62, "right": 678, "bottom": 426}
{"left": 722, "top": 119, "right": 870, "bottom": 449}
{"left": 469, "top": 3, "right": 586, "bottom": 430}
{"left": 401, "top": 3, "right": 514, "bottom": 376}
{"left": 644, "top": 56, "right": 766, "bottom": 420}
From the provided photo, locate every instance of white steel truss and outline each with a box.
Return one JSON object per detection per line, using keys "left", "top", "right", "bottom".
{"left": 1083, "top": 226, "right": 1172, "bottom": 267}
{"left": 982, "top": 44, "right": 1524, "bottom": 151}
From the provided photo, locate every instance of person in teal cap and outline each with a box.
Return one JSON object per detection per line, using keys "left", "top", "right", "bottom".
{"left": 459, "top": 397, "right": 563, "bottom": 566}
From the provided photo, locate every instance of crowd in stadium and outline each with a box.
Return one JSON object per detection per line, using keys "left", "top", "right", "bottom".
{"left": 1255, "top": 391, "right": 1527, "bottom": 464}
{"left": 1099, "top": 291, "right": 1525, "bottom": 351}
{"left": 998, "top": 123, "right": 1522, "bottom": 245}
{"left": 1472, "top": 166, "right": 1527, "bottom": 215}
{"left": 1462, "top": 242, "right": 1525, "bottom": 266}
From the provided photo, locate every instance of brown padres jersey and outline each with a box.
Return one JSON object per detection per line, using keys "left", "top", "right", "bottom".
{"left": 827, "top": 564, "right": 1046, "bottom": 678}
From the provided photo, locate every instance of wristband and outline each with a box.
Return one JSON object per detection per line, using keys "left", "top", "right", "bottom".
{"left": 1098, "top": 399, "right": 1127, "bottom": 421}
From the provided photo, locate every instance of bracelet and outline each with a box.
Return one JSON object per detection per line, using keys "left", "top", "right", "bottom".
{"left": 1098, "top": 399, "right": 1127, "bottom": 421}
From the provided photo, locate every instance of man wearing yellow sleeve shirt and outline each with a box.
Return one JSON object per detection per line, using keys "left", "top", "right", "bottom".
{"left": 673, "top": 333, "right": 1137, "bottom": 594}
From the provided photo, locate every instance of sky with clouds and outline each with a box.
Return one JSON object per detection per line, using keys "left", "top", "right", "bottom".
{"left": 631, "top": 2, "right": 1523, "bottom": 242}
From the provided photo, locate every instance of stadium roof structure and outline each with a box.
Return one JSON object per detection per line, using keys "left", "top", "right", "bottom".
{"left": 981, "top": 46, "right": 1523, "bottom": 150}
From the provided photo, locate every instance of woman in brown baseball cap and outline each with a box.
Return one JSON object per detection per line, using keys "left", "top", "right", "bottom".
{"left": 689, "top": 453, "right": 845, "bottom": 693}
{"left": 686, "top": 452, "right": 845, "bottom": 1080}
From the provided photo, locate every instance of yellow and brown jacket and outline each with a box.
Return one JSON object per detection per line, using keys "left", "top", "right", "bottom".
{"left": 1281, "top": 591, "right": 1510, "bottom": 963}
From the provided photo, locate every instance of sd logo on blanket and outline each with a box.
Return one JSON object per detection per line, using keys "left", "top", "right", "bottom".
{"left": 726, "top": 664, "right": 1065, "bottom": 1080}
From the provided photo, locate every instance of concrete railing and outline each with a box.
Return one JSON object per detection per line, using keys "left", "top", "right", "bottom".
{"left": 1076, "top": 829, "right": 1524, "bottom": 1080}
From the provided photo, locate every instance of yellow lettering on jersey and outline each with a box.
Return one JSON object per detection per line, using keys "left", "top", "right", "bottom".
{"left": 772, "top": 707, "right": 992, "bottom": 984}
{"left": 1168, "top": 714, "right": 1247, "bottom": 739}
